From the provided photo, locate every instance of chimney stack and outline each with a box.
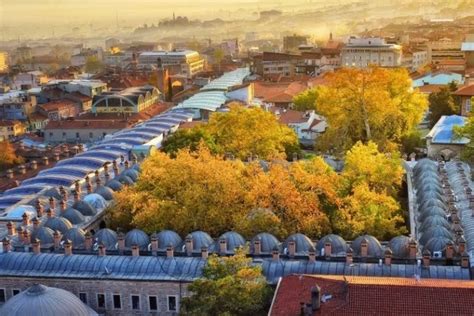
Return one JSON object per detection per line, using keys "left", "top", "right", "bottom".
{"left": 64, "top": 239, "right": 72, "bottom": 256}
{"left": 124, "top": 160, "right": 130, "bottom": 169}
{"left": 311, "top": 286, "right": 321, "bottom": 311}
{"left": 219, "top": 237, "right": 227, "bottom": 255}
{"left": 98, "top": 243, "right": 106, "bottom": 256}
{"left": 346, "top": 248, "right": 353, "bottom": 264}
{"left": 2, "top": 238, "right": 11, "bottom": 252}
{"left": 446, "top": 241, "right": 454, "bottom": 260}
{"left": 151, "top": 234, "right": 158, "bottom": 256}
{"left": 22, "top": 229, "right": 31, "bottom": 245}
{"left": 461, "top": 251, "right": 470, "bottom": 268}
{"left": 74, "top": 180, "right": 82, "bottom": 194}
{"left": 384, "top": 248, "right": 393, "bottom": 266}
{"left": 35, "top": 201, "right": 44, "bottom": 217}
{"left": 253, "top": 238, "right": 261, "bottom": 255}
{"left": 272, "top": 247, "right": 280, "bottom": 261}
{"left": 73, "top": 190, "right": 80, "bottom": 202}
{"left": 17, "top": 164, "right": 26, "bottom": 175}
{"left": 53, "top": 230, "right": 61, "bottom": 250}
{"left": 17, "top": 226, "right": 23, "bottom": 242}
{"left": 6, "top": 169, "right": 13, "bottom": 179}
{"left": 54, "top": 152, "right": 60, "bottom": 162}
{"left": 166, "top": 244, "right": 174, "bottom": 258}
{"left": 360, "top": 238, "right": 368, "bottom": 258}
{"left": 201, "top": 246, "right": 209, "bottom": 259}
{"left": 131, "top": 244, "right": 140, "bottom": 257}
{"left": 308, "top": 247, "right": 316, "bottom": 263}
{"left": 49, "top": 197, "right": 56, "bottom": 211}
{"left": 32, "top": 238, "right": 41, "bottom": 254}
{"left": 59, "top": 200, "right": 67, "bottom": 213}
{"left": 458, "top": 237, "right": 466, "bottom": 254}
{"left": 422, "top": 249, "right": 431, "bottom": 268}
{"left": 409, "top": 239, "right": 417, "bottom": 259}
{"left": 117, "top": 233, "right": 125, "bottom": 254}
{"left": 7, "top": 221, "right": 16, "bottom": 236}
{"left": 42, "top": 156, "right": 49, "bottom": 165}
{"left": 84, "top": 232, "right": 93, "bottom": 251}
{"left": 324, "top": 241, "right": 332, "bottom": 259}
{"left": 185, "top": 235, "right": 193, "bottom": 256}
{"left": 31, "top": 160, "right": 38, "bottom": 170}
{"left": 288, "top": 240, "right": 296, "bottom": 258}
{"left": 32, "top": 217, "right": 40, "bottom": 230}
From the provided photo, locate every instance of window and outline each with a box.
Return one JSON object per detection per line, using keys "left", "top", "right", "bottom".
{"left": 79, "top": 292, "right": 87, "bottom": 304}
{"left": 76, "top": 132, "right": 80, "bottom": 138}
{"left": 0, "top": 289, "right": 5, "bottom": 303}
{"left": 12, "top": 289, "right": 20, "bottom": 296}
{"left": 49, "top": 132, "right": 53, "bottom": 137}
{"left": 113, "top": 294, "right": 122, "bottom": 309}
{"left": 131, "top": 295, "right": 140, "bottom": 310}
{"left": 149, "top": 296, "right": 158, "bottom": 311}
{"left": 97, "top": 293, "right": 106, "bottom": 308}
{"left": 168, "top": 296, "right": 177, "bottom": 312}
{"left": 466, "top": 98, "right": 472, "bottom": 113}
{"left": 89, "top": 132, "right": 94, "bottom": 138}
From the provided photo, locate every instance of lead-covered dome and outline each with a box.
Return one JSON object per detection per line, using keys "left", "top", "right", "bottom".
{"left": 316, "top": 234, "right": 347, "bottom": 255}
{"left": 218, "top": 231, "right": 246, "bottom": 253}
{"left": 0, "top": 284, "right": 97, "bottom": 316}
{"left": 105, "top": 179, "right": 123, "bottom": 191}
{"left": 94, "top": 186, "right": 114, "bottom": 201}
{"left": 282, "top": 233, "right": 314, "bottom": 255}
{"left": 389, "top": 235, "right": 410, "bottom": 258}
{"left": 31, "top": 226, "right": 55, "bottom": 246}
{"left": 62, "top": 228, "right": 86, "bottom": 248}
{"left": 250, "top": 233, "right": 280, "bottom": 254}
{"left": 122, "top": 169, "right": 139, "bottom": 181}
{"left": 94, "top": 228, "right": 118, "bottom": 250}
{"left": 155, "top": 230, "right": 182, "bottom": 250}
{"left": 61, "top": 207, "right": 85, "bottom": 225}
{"left": 125, "top": 229, "right": 150, "bottom": 250}
{"left": 351, "top": 235, "right": 383, "bottom": 257}
{"left": 184, "top": 231, "right": 213, "bottom": 253}
{"left": 72, "top": 200, "right": 97, "bottom": 217}
{"left": 44, "top": 217, "right": 73, "bottom": 234}
{"left": 83, "top": 193, "right": 107, "bottom": 209}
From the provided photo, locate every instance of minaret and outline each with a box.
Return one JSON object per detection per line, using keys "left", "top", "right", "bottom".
{"left": 329, "top": 32, "right": 333, "bottom": 41}
{"left": 173, "top": 12, "right": 176, "bottom": 21}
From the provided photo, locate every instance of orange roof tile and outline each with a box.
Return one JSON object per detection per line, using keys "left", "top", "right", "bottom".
{"left": 454, "top": 84, "right": 474, "bottom": 96}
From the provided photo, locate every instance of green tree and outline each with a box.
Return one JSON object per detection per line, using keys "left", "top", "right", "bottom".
{"left": 454, "top": 116, "right": 474, "bottom": 162}
{"left": 316, "top": 67, "right": 428, "bottom": 153}
{"left": 213, "top": 48, "right": 225, "bottom": 73}
{"left": 292, "top": 88, "right": 319, "bottom": 111}
{"left": 428, "top": 82, "right": 459, "bottom": 128}
{"left": 181, "top": 248, "right": 273, "bottom": 316}
{"left": 85, "top": 56, "right": 103, "bottom": 73}
{"left": 162, "top": 128, "right": 220, "bottom": 158}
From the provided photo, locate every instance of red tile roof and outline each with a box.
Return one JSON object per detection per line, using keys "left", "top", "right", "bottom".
{"left": 270, "top": 274, "right": 474, "bottom": 316}
{"left": 0, "top": 120, "right": 21, "bottom": 127}
{"left": 417, "top": 84, "right": 445, "bottom": 94}
{"left": 254, "top": 81, "right": 307, "bottom": 103}
{"left": 454, "top": 84, "right": 474, "bottom": 96}
{"left": 39, "top": 99, "right": 76, "bottom": 112}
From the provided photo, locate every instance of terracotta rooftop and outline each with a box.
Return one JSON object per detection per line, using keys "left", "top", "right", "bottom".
{"left": 417, "top": 84, "right": 445, "bottom": 94}
{"left": 269, "top": 108, "right": 310, "bottom": 124}
{"left": 270, "top": 274, "right": 474, "bottom": 316}
{"left": 254, "top": 81, "right": 307, "bottom": 103}
{"left": 454, "top": 84, "right": 474, "bottom": 96}
{"left": 39, "top": 99, "right": 76, "bottom": 112}
{"left": 0, "top": 120, "right": 21, "bottom": 127}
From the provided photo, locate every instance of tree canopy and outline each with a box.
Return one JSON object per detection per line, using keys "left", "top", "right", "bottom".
{"left": 292, "top": 88, "right": 319, "bottom": 111}
{"left": 85, "top": 56, "right": 103, "bottom": 73}
{"left": 180, "top": 248, "right": 272, "bottom": 316}
{"left": 454, "top": 116, "right": 474, "bottom": 162}
{"left": 0, "top": 140, "right": 23, "bottom": 169}
{"left": 428, "top": 82, "right": 459, "bottom": 128}
{"left": 316, "top": 67, "right": 428, "bottom": 153}
{"left": 161, "top": 105, "right": 300, "bottom": 160}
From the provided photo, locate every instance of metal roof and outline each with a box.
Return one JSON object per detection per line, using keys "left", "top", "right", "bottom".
{"left": 461, "top": 42, "right": 474, "bottom": 52}
{"left": 427, "top": 115, "right": 468, "bottom": 144}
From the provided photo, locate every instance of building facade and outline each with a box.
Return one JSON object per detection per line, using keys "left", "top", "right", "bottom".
{"left": 138, "top": 50, "right": 205, "bottom": 78}
{"left": 341, "top": 37, "right": 402, "bottom": 68}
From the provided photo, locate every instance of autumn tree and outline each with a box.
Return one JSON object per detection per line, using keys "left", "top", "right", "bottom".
{"left": 428, "top": 82, "right": 459, "bottom": 128}
{"left": 181, "top": 248, "right": 272, "bottom": 316}
{"left": 161, "top": 105, "right": 300, "bottom": 161}
{"left": 454, "top": 117, "right": 474, "bottom": 162}
{"left": 316, "top": 67, "right": 428, "bottom": 153}
{"left": 0, "top": 140, "right": 23, "bottom": 169}
{"left": 292, "top": 88, "right": 319, "bottom": 111}
{"left": 85, "top": 56, "right": 103, "bottom": 73}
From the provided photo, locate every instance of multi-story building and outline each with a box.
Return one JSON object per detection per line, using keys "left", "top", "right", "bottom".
{"left": 91, "top": 86, "right": 160, "bottom": 114}
{"left": 0, "top": 52, "right": 8, "bottom": 73}
{"left": 428, "top": 38, "right": 464, "bottom": 67}
{"left": 45, "top": 80, "right": 107, "bottom": 98}
{"left": 38, "top": 99, "right": 78, "bottom": 121}
{"left": 253, "top": 52, "right": 300, "bottom": 78}
{"left": 12, "top": 71, "right": 48, "bottom": 90}
{"left": 0, "top": 120, "right": 25, "bottom": 140}
{"left": 341, "top": 37, "right": 402, "bottom": 68}
{"left": 138, "top": 50, "right": 205, "bottom": 78}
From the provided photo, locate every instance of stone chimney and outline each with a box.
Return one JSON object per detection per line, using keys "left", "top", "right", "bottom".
{"left": 324, "top": 241, "right": 332, "bottom": 259}
{"left": 73, "top": 190, "right": 80, "bottom": 202}
{"left": 185, "top": 235, "right": 193, "bottom": 256}
{"left": 6, "top": 169, "right": 13, "bottom": 179}
{"left": 17, "top": 226, "right": 23, "bottom": 242}
{"left": 32, "top": 217, "right": 40, "bottom": 230}
{"left": 46, "top": 208, "right": 54, "bottom": 219}
{"left": 308, "top": 247, "right": 316, "bottom": 263}
{"left": 117, "top": 233, "right": 125, "bottom": 254}
{"left": 446, "top": 241, "right": 454, "bottom": 260}
{"left": 201, "top": 246, "right": 209, "bottom": 259}
{"left": 124, "top": 160, "right": 130, "bottom": 169}
{"left": 113, "top": 160, "right": 119, "bottom": 174}
{"left": 22, "top": 229, "right": 31, "bottom": 245}
{"left": 35, "top": 201, "right": 44, "bottom": 217}
{"left": 59, "top": 200, "right": 67, "bottom": 214}
{"left": 86, "top": 182, "right": 92, "bottom": 194}
{"left": 30, "top": 160, "right": 37, "bottom": 170}
{"left": 42, "top": 156, "right": 49, "bottom": 166}
{"left": 17, "top": 164, "right": 26, "bottom": 175}
{"left": 84, "top": 232, "right": 93, "bottom": 251}
{"left": 53, "top": 152, "right": 60, "bottom": 162}
{"left": 272, "top": 247, "right": 280, "bottom": 261}
{"left": 253, "top": 238, "right": 261, "bottom": 255}
{"left": 74, "top": 180, "right": 82, "bottom": 194}
{"left": 166, "top": 244, "right": 174, "bottom": 258}
{"left": 78, "top": 144, "right": 84, "bottom": 153}
{"left": 53, "top": 230, "right": 61, "bottom": 250}
{"left": 219, "top": 237, "right": 227, "bottom": 255}
{"left": 7, "top": 221, "right": 16, "bottom": 236}
{"left": 458, "top": 237, "right": 466, "bottom": 254}
{"left": 131, "top": 244, "right": 140, "bottom": 257}
{"left": 98, "top": 243, "right": 106, "bottom": 256}
{"left": 346, "top": 248, "right": 353, "bottom": 264}
{"left": 384, "top": 248, "right": 393, "bottom": 266}
{"left": 64, "top": 240, "right": 72, "bottom": 256}
{"left": 409, "top": 239, "right": 417, "bottom": 259}
{"left": 461, "top": 251, "right": 470, "bottom": 268}
{"left": 150, "top": 234, "right": 158, "bottom": 256}
{"left": 311, "top": 286, "right": 321, "bottom": 311}
{"left": 360, "top": 238, "right": 368, "bottom": 258}
{"left": 288, "top": 239, "right": 296, "bottom": 257}
{"left": 32, "top": 238, "right": 41, "bottom": 254}
{"left": 2, "top": 238, "right": 11, "bottom": 252}
{"left": 422, "top": 249, "right": 431, "bottom": 268}
{"left": 49, "top": 197, "right": 56, "bottom": 211}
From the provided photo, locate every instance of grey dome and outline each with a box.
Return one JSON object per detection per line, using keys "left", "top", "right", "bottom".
{"left": 419, "top": 226, "right": 453, "bottom": 245}
{"left": 31, "top": 226, "right": 55, "bottom": 246}
{"left": 250, "top": 233, "right": 280, "bottom": 254}
{"left": 351, "top": 235, "right": 383, "bottom": 257}
{"left": 416, "top": 190, "right": 444, "bottom": 202}
{"left": 106, "top": 179, "right": 123, "bottom": 191}
{"left": 94, "top": 186, "right": 114, "bottom": 201}
{"left": 63, "top": 228, "right": 86, "bottom": 248}
{"left": 419, "top": 215, "right": 451, "bottom": 232}
{"left": 316, "top": 234, "right": 347, "bottom": 255}
{"left": 125, "top": 229, "right": 150, "bottom": 249}
{"left": 94, "top": 228, "right": 118, "bottom": 250}
{"left": 184, "top": 231, "right": 213, "bottom": 252}
{"left": 424, "top": 237, "right": 452, "bottom": 254}
{"left": 418, "top": 206, "right": 446, "bottom": 222}
{"left": 218, "top": 231, "right": 246, "bottom": 253}
{"left": 418, "top": 199, "right": 445, "bottom": 212}
{"left": 117, "top": 175, "right": 134, "bottom": 185}
{"left": 132, "top": 164, "right": 140, "bottom": 171}
{"left": 282, "top": 233, "right": 314, "bottom": 255}
{"left": 0, "top": 284, "right": 97, "bottom": 316}
{"left": 43, "top": 188, "right": 62, "bottom": 200}
{"left": 388, "top": 235, "right": 410, "bottom": 258}
{"left": 61, "top": 207, "right": 85, "bottom": 225}
{"left": 72, "top": 200, "right": 97, "bottom": 217}
{"left": 44, "top": 217, "right": 73, "bottom": 234}
{"left": 122, "top": 169, "right": 139, "bottom": 181}
{"left": 155, "top": 230, "right": 182, "bottom": 250}
{"left": 83, "top": 193, "right": 107, "bottom": 209}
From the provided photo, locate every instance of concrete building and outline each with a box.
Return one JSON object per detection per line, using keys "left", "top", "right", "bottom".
{"left": 426, "top": 115, "right": 468, "bottom": 160}
{"left": 341, "top": 37, "right": 402, "bottom": 68}
{"left": 428, "top": 39, "right": 464, "bottom": 69}
{"left": 13, "top": 71, "right": 48, "bottom": 90}
{"left": 138, "top": 50, "right": 204, "bottom": 78}
{"left": 0, "top": 52, "right": 8, "bottom": 73}
{"left": 45, "top": 80, "right": 107, "bottom": 98}
{"left": 44, "top": 120, "right": 131, "bottom": 143}
{"left": 253, "top": 52, "right": 300, "bottom": 78}
{"left": 454, "top": 83, "right": 474, "bottom": 115}
{"left": 0, "top": 120, "right": 26, "bottom": 141}
{"left": 283, "top": 34, "right": 308, "bottom": 52}
{"left": 91, "top": 86, "right": 160, "bottom": 114}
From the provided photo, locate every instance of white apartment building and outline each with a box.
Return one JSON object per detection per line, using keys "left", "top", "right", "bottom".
{"left": 341, "top": 37, "right": 402, "bottom": 68}
{"left": 138, "top": 50, "right": 205, "bottom": 78}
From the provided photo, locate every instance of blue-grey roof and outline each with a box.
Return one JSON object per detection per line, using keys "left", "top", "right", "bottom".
{"left": 125, "top": 229, "right": 150, "bottom": 249}
{"left": 250, "top": 233, "right": 280, "bottom": 254}
{"left": 427, "top": 115, "right": 468, "bottom": 144}
{"left": 218, "top": 231, "right": 246, "bottom": 253}
{"left": 72, "top": 200, "right": 97, "bottom": 217}
{"left": 351, "top": 235, "right": 383, "bottom": 257}
{"left": 155, "top": 230, "right": 183, "bottom": 250}
{"left": 316, "top": 234, "right": 347, "bottom": 256}
{"left": 94, "top": 228, "right": 118, "bottom": 250}
{"left": 94, "top": 186, "right": 114, "bottom": 201}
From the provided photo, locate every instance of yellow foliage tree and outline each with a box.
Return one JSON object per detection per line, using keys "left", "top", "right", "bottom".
{"left": 0, "top": 140, "right": 23, "bottom": 169}
{"left": 316, "top": 67, "right": 428, "bottom": 153}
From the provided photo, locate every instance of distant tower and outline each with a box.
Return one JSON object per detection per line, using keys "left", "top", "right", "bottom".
{"left": 173, "top": 12, "right": 176, "bottom": 21}
{"left": 329, "top": 32, "right": 333, "bottom": 41}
